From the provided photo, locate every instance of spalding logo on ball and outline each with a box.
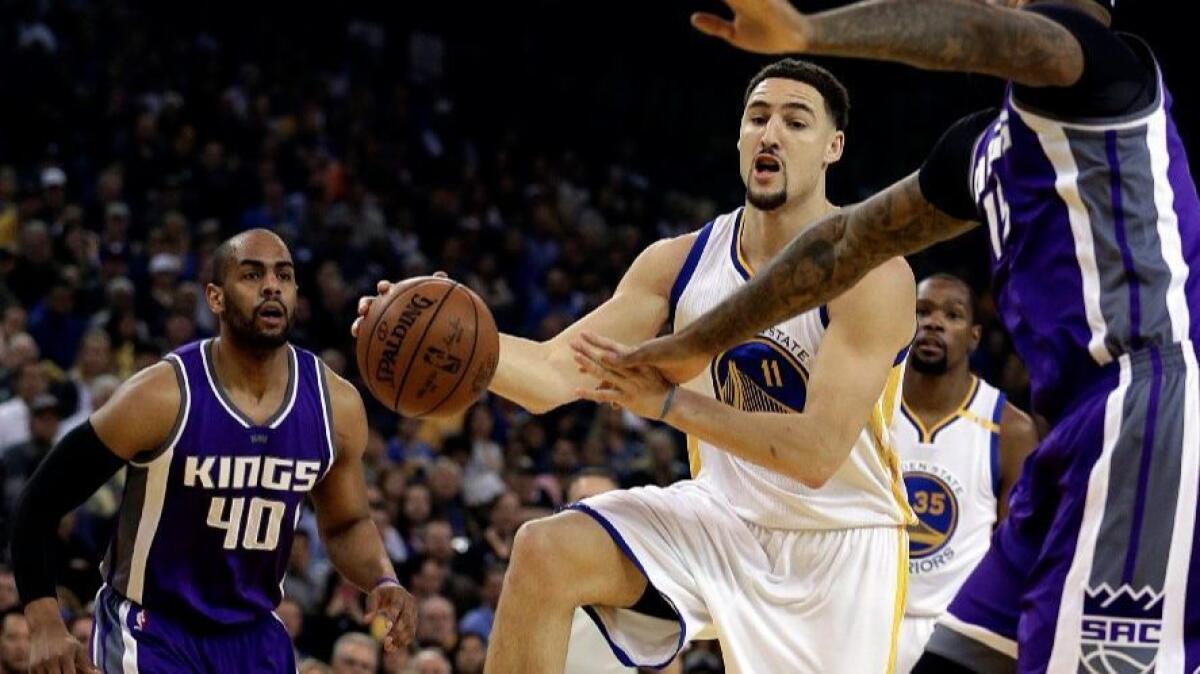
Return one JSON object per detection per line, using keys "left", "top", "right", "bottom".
{"left": 356, "top": 276, "right": 499, "bottom": 418}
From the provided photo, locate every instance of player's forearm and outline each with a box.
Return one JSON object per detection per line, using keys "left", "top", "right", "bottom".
{"left": 677, "top": 175, "right": 967, "bottom": 357}
{"left": 805, "top": 0, "right": 1081, "bottom": 85}
{"left": 322, "top": 517, "right": 397, "bottom": 593}
{"left": 489, "top": 334, "right": 581, "bottom": 413}
{"left": 663, "top": 389, "right": 850, "bottom": 488}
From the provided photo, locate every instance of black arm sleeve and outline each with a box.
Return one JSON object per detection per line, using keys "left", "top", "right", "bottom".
{"left": 918, "top": 109, "right": 998, "bottom": 222}
{"left": 1013, "top": 6, "right": 1157, "bottom": 118}
{"left": 12, "top": 421, "right": 125, "bottom": 605}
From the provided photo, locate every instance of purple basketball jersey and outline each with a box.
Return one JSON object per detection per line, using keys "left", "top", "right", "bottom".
{"left": 101, "top": 339, "right": 336, "bottom": 627}
{"left": 970, "top": 52, "right": 1200, "bottom": 419}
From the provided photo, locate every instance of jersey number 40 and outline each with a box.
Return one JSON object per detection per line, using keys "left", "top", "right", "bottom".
{"left": 206, "top": 496, "right": 287, "bottom": 551}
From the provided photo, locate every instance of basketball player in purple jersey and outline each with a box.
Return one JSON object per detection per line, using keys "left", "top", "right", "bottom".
{"left": 12, "top": 229, "right": 417, "bottom": 673}
{"left": 616, "top": 1, "right": 1200, "bottom": 672}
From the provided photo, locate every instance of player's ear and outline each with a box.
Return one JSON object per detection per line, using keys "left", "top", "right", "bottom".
{"left": 204, "top": 282, "right": 225, "bottom": 315}
{"left": 969, "top": 324, "right": 982, "bottom": 352}
{"left": 824, "top": 130, "right": 845, "bottom": 165}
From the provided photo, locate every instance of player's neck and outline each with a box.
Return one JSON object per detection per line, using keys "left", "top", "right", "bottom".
{"left": 903, "top": 364, "right": 975, "bottom": 425}
{"left": 741, "top": 195, "right": 836, "bottom": 269}
{"left": 211, "top": 336, "right": 289, "bottom": 399}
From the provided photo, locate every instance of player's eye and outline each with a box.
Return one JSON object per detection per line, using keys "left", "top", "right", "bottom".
{"left": 788, "top": 120, "right": 807, "bottom": 130}
{"left": 750, "top": 116, "right": 767, "bottom": 126}
{"left": 244, "top": 271, "right": 261, "bottom": 280}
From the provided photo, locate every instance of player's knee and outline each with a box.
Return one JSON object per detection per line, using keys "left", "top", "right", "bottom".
{"left": 508, "top": 517, "right": 569, "bottom": 586}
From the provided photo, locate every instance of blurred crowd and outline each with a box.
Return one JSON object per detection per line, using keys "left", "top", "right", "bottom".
{"left": 0, "top": 2, "right": 1035, "bottom": 673}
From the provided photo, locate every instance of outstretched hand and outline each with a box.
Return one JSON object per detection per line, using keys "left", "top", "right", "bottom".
{"left": 609, "top": 332, "right": 712, "bottom": 385}
{"left": 691, "top": 0, "right": 812, "bottom": 54}
{"left": 570, "top": 332, "right": 675, "bottom": 420}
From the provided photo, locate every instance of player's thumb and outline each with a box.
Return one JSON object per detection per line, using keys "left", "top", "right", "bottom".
{"left": 691, "top": 13, "right": 735, "bottom": 41}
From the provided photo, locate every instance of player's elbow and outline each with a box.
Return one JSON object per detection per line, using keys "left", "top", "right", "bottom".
{"left": 785, "top": 434, "right": 853, "bottom": 489}
{"left": 791, "top": 463, "right": 838, "bottom": 489}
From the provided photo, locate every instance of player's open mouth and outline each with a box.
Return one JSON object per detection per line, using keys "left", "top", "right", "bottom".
{"left": 753, "top": 154, "right": 782, "bottom": 179}
{"left": 257, "top": 304, "right": 286, "bottom": 325}
{"left": 915, "top": 335, "right": 945, "bottom": 355}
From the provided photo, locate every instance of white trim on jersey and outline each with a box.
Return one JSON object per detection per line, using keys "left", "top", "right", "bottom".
{"left": 118, "top": 600, "right": 140, "bottom": 674}
{"left": 1014, "top": 107, "right": 1112, "bottom": 366}
{"left": 1158, "top": 346, "right": 1200, "bottom": 673}
{"left": 314, "top": 353, "right": 336, "bottom": 481}
{"left": 199, "top": 338, "right": 250, "bottom": 429}
{"left": 1146, "top": 108, "right": 1191, "bottom": 344}
{"left": 939, "top": 612, "right": 1018, "bottom": 659}
{"left": 125, "top": 354, "right": 189, "bottom": 603}
{"left": 1046, "top": 355, "right": 1132, "bottom": 671}
{"left": 268, "top": 346, "right": 301, "bottom": 429}
{"left": 90, "top": 587, "right": 103, "bottom": 666}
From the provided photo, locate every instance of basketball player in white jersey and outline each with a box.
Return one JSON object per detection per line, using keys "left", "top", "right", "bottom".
{"left": 894, "top": 273, "right": 1038, "bottom": 673}
{"left": 356, "top": 59, "right": 916, "bottom": 673}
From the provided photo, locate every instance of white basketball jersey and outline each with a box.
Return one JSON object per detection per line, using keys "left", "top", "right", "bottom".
{"left": 895, "top": 375, "right": 1004, "bottom": 617}
{"left": 670, "top": 208, "right": 912, "bottom": 530}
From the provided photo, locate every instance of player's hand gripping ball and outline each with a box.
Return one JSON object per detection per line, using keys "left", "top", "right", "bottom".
{"left": 353, "top": 276, "right": 499, "bottom": 418}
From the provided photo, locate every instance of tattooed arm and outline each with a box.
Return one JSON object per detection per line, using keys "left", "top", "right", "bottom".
{"left": 692, "top": 0, "right": 1087, "bottom": 87}
{"left": 620, "top": 173, "right": 976, "bottom": 376}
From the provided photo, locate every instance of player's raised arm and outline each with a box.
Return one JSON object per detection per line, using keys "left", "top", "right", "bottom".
{"left": 692, "top": 0, "right": 1085, "bottom": 88}
{"left": 622, "top": 173, "right": 974, "bottom": 373}
{"left": 308, "top": 366, "right": 417, "bottom": 652}
{"left": 13, "top": 361, "right": 181, "bottom": 674}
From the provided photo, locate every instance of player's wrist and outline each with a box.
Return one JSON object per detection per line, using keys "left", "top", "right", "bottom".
{"left": 373, "top": 576, "right": 401, "bottom": 591}
{"left": 24, "top": 597, "right": 68, "bottom": 633}
{"left": 657, "top": 385, "right": 679, "bottom": 421}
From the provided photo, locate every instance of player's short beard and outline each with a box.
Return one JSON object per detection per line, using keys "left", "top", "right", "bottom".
{"left": 909, "top": 351, "right": 949, "bottom": 376}
{"left": 222, "top": 294, "right": 292, "bottom": 351}
{"left": 746, "top": 171, "right": 788, "bottom": 211}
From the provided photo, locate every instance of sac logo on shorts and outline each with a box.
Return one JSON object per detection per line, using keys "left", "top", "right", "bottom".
{"left": 711, "top": 335, "right": 810, "bottom": 414}
{"left": 903, "top": 472, "right": 959, "bottom": 561}
{"left": 1080, "top": 584, "right": 1162, "bottom": 674}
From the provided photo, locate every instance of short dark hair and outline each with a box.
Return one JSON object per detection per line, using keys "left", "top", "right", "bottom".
{"left": 210, "top": 239, "right": 236, "bottom": 287}
{"left": 922, "top": 272, "right": 980, "bottom": 324}
{"left": 744, "top": 59, "right": 850, "bottom": 130}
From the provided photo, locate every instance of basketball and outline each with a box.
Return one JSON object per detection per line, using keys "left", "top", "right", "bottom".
{"left": 355, "top": 276, "right": 499, "bottom": 418}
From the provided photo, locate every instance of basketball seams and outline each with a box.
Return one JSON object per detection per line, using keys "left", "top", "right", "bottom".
{"left": 416, "top": 283, "right": 481, "bottom": 417}
{"left": 391, "top": 282, "right": 456, "bottom": 413}
{"left": 359, "top": 284, "right": 411, "bottom": 398}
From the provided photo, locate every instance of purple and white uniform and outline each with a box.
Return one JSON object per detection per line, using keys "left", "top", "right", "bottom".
{"left": 92, "top": 339, "right": 336, "bottom": 673}
{"left": 916, "top": 7, "right": 1200, "bottom": 674}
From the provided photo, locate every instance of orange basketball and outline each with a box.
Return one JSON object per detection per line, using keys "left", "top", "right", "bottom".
{"left": 356, "top": 276, "right": 499, "bottom": 418}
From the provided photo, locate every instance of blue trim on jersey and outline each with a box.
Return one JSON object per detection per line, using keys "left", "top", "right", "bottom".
{"left": 818, "top": 305, "right": 830, "bottom": 328}
{"left": 991, "top": 392, "right": 1006, "bottom": 499}
{"left": 729, "top": 210, "right": 752, "bottom": 281}
{"left": 893, "top": 344, "right": 911, "bottom": 367}
{"left": 899, "top": 403, "right": 925, "bottom": 439}
{"left": 667, "top": 221, "right": 715, "bottom": 330}
{"left": 929, "top": 378, "right": 983, "bottom": 445}
{"left": 565, "top": 503, "right": 687, "bottom": 669}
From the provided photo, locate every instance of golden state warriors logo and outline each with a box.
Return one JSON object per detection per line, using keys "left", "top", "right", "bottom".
{"left": 711, "top": 337, "right": 808, "bottom": 413}
{"left": 904, "top": 472, "right": 959, "bottom": 559}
